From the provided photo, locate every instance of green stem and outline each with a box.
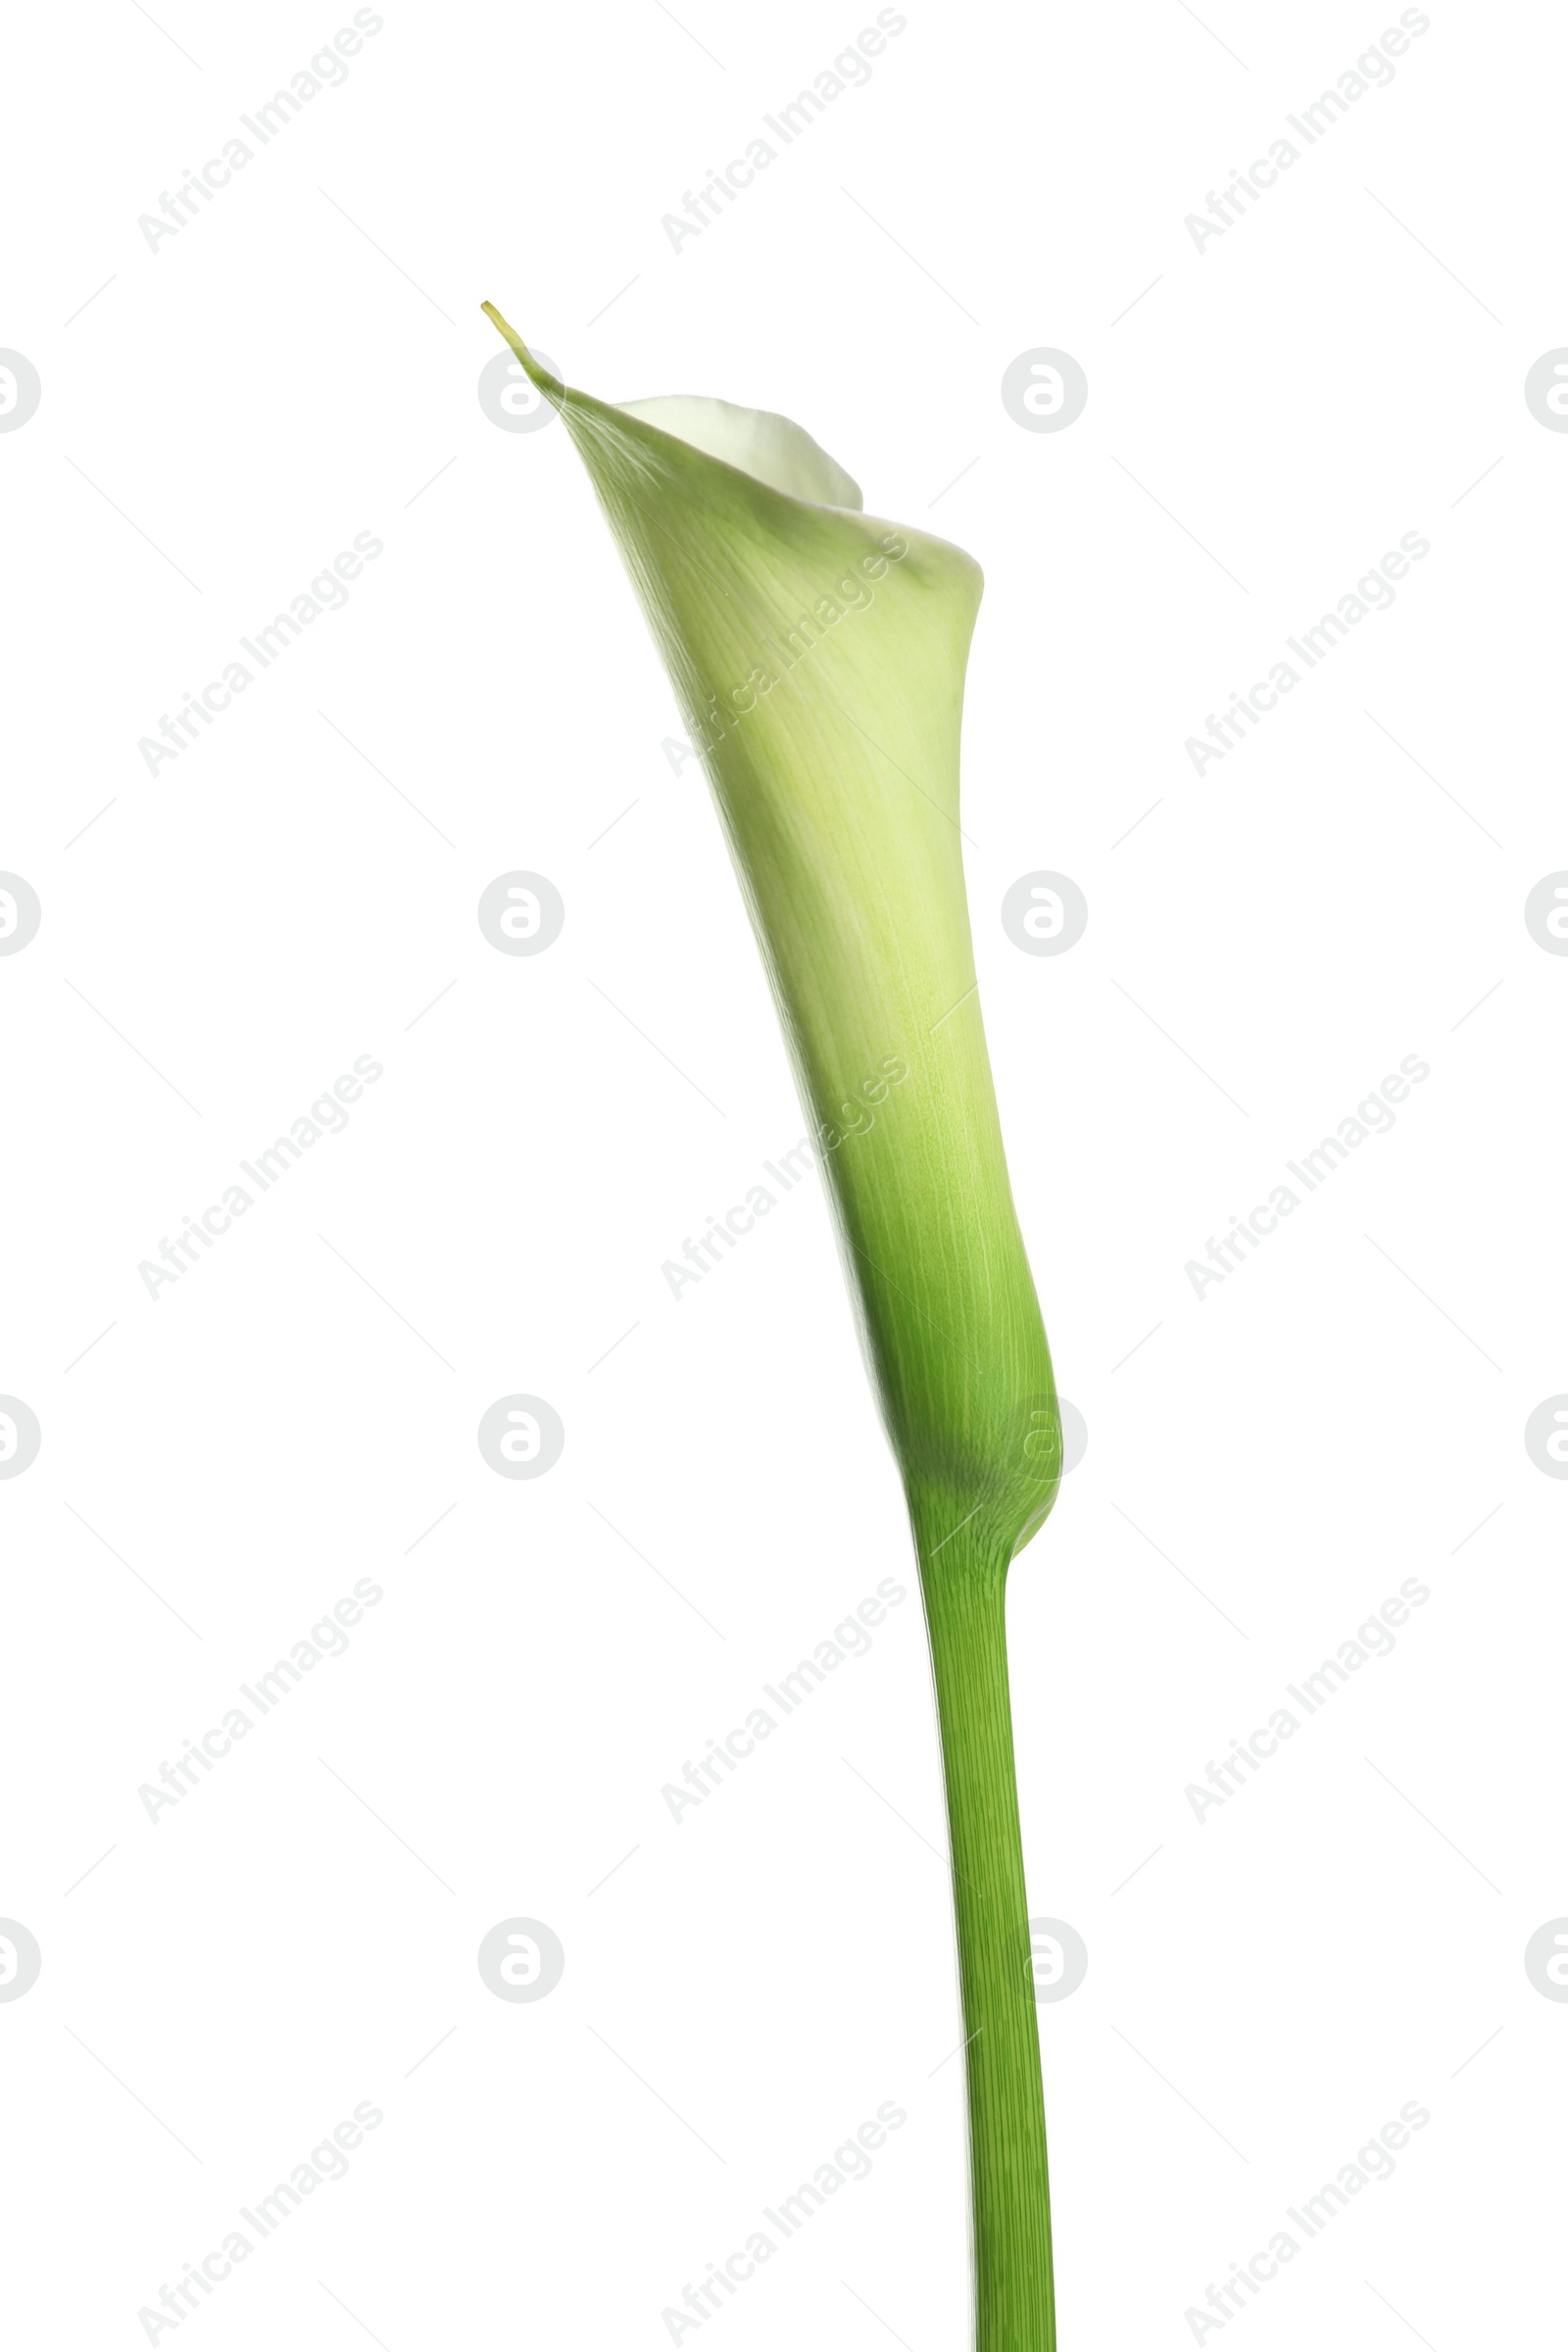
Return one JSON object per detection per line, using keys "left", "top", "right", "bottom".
{"left": 918, "top": 1533, "right": 1055, "bottom": 2352}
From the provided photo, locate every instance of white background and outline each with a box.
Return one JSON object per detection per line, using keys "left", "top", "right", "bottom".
{"left": 3, "top": 0, "right": 1564, "bottom": 2344}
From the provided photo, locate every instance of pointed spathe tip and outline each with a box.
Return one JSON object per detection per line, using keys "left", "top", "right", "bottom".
{"left": 480, "top": 304, "right": 564, "bottom": 401}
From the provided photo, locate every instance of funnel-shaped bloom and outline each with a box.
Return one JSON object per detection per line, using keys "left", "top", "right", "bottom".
{"left": 485, "top": 305, "right": 1062, "bottom": 2351}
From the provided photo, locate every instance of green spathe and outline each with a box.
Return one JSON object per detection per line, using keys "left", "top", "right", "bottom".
{"left": 485, "top": 305, "right": 1062, "bottom": 2351}
{"left": 484, "top": 306, "right": 1058, "bottom": 1554}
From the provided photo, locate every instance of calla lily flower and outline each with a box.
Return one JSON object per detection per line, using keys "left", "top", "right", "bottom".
{"left": 485, "top": 304, "right": 1063, "bottom": 2351}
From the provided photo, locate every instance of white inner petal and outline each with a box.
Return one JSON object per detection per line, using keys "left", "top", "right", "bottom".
{"left": 615, "top": 393, "right": 863, "bottom": 512}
